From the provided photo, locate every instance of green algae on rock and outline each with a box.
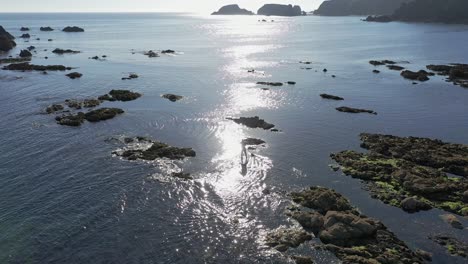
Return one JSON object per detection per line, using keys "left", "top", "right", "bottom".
{"left": 429, "top": 235, "right": 468, "bottom": 259}
{"left": 331, "top": 134, "right": 468, "bottom": 216}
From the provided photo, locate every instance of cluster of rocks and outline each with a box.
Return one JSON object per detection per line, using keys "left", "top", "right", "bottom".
{"left": 47, "top": 90, "right": 141, "bottom": 126}
{"left": 331, "top": 133, "right": 468, "bottom": 216}
{"left": 336, "top": 106, "right": 377, "bottom": 115}
{"left": 212, "top": 4, "right": 305, "bottom": 16}
{"left": 143, "top": 49, "right": 177, "bottom": 58}
{"left": 227, "top": 116, "right": 276, "bottom": 130}
{"left": 427, "top": 64, "right": 468, "bottom": 88}
{"left": 112, "top": 136, "right": 196, "bottom": 161}
{"left": 266, "top": 186, "right": 428, "bottom": 263}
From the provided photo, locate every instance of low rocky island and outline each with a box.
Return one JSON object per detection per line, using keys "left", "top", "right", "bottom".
{"left": 211, "top": 4, "right": 254, "bottom": 15}
{"left": 3, "top": 62, "right": 72, "bottom": 71}
{"left": 62, "top": 26, "right": 84, "bottom": 32}
{"left": 257, "top": 4, "right": 305, "bottom": 17}
{"left": 112, "top": 137, "right": 196, "bottom": 161}
{"left": 228, "top": 116, "right": 275, "bottom": 130}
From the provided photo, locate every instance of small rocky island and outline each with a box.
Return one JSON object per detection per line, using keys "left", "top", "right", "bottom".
{"left": 257, "top": 4, "right": 305, "bottom": 16}
{"left": 211, "top": 4, "right": 254, "bottom": 15}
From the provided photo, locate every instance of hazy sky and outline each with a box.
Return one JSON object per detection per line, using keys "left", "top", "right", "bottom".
{"left": 1, "top": 0, "right": 325, "bottom": 13}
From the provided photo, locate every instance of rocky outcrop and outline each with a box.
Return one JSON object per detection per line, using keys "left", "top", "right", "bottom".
{"left": 227, "top": 116, "right": 275, "bottom": 130}
{"left": 112, "top": 137, "right": 196, "bottom": 161}
{"left": 401, "top": 70, "right": 434, "bottom": 81}
{"left": 331, "top": 133, "right": 468, "bottom": 216}
{"left": 40, "top": 27, "right": 54, "bottom": 31}
{"left": 427, "top": 63, "right": 468, "bottom": 88}
{"left": 19, "top": 50, "right": 32, "bottom": 58}
{"left": 62, "top": 26, "right": 84, "bottom": 32}
{"left": 2, "top": 63, "right": 72, "bottom": 71}
{"left": 0, "top": 57, "right": 30, "bottom": 64}
{"left": 314, "top": 0, "right": 410, "bottom": 16}
{"left": 162, "top": 94, "right": 183, "bottom": 102}
{"left": 320, "top": 94, "right": 344, "bottom": 100}
{"left": 211, "top": 4, "right": 254, "bottom": 15}
{"left": 55, "top": 108, "right": 124, "bottom": 126}
{"left": 20, "top": 27, "right": 30, "bottom": 31}
{"left": 257, "top": 81, "right": 283, "bottom": 86}
{"left": 270, "top": 186, "right": 427, "bottom": 264}
{"left": 66, "top": 72, "right": 82, "bottom": 79}
{"left": 0, "top": 26, "right": 16, "bottom": 52}
{"left": 52, "top": 48, "right": 80, "bottom": 54}
{"left": 336, "top": 106, "right": 377, "bottom": 115}
{"left": 257, "top": 4, "right": 304, "bottom": 17}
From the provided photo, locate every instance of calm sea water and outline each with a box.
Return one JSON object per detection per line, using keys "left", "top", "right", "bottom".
{"left": 0, "top": 13, "right": 467, "bottom": 264}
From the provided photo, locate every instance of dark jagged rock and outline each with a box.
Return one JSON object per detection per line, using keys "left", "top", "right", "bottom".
{"left": 114, "top": 137, "right": 196, "bottom": 161}
{"left": 122, "top": 73, "right": 138, "bottom": 80}
{"left": 364, "top": 15, "right": 393, "bottom": 22}
{"left": 392, "top": 0, "right": 468, "bottom": 24}
{"left": 314, "top": 0, "right": 410, "bottom": 16}
{"left": 369, "top": 60, "right": 396, "bottom": 66}
{"left": 46, "top": 104, "right": 64, "bottom": 114}
{"left": 62, "top": 26, "right": 84, "bottom": 32}
{"left": 241, "top": 138, "right": 265, "bottom": 146}
{"left": 429, "top": 235, "right": 468, "bottom": 258}
{"left": 331, "top": 133, "right": 468, "bottom": 216}
{"left": 265, "top": 228, "right": 312, "bottom": 252}
{"left": 287, "top": 81, "right": 296, "bottom": 85}
{"left": 3, "top": 62, "right": 72, "bottom": 71}
{"left": 211, "top": 4, "right": 255, "bottom": 15}
{"left": 0, "top": 26, "right": 17, "bottom": 52}
{"left": 102, "top": 90, "right": 142, "bottom": 102}
{"left": 290, "top": 187, "right": 354, "bottom": 215}
{"left": 52, "top": 48, "right": 80, "bottom": 54}
{"left": 162, "top": 94, "right": 183, "bottom": 102}
{"left": 66, "top": 72, "right": 82, "bottom": 79}
{"left": 401, "top": 70, "right": 433, "bottom": 81}
{"left": 373, "top": 70, "right": 380, "bottom": 73}
{"left": 228, "top": 116, "right": 275, "bottom": 130}
{"left": 320, "top": 94, "right": 344, "bottom": 100}
{"left": 427, "top": 63, "right": 468, "bottom": 88}
{"left": 257, "top": 4, "right": 304, "bottom": 17}
{"left": 336, "top": 106, "right": 377, "bottom": 115}
{"left": 19, "top": 50, "right": 32, "bottom": 58}
{"left": 55, "top": 113, "right": 85, "bottom": 127}
{"left": 40, "top": 27, "right": 54, "bottom": 31}
{"left": 27, "top": 46, "right": 35, "bottom": 51}
{"left": 20, "top": 27, "right": 30, "bottom": 31}
{"left": 387, "top": 65, "right": 405, "bottom": 71}
{"left": 20, "top": 33, "right": 30, "bottom": 39}
{"left": 83, "top": 108, "right": 124, "bottom": 122}
{"left": 257, "top": 81, "right": 283, "bottom": 86}
{"left": 144, "top": 50, "right": 159, "bottom": 58}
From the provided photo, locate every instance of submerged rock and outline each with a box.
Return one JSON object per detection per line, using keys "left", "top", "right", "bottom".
{"left": 291, "top": 256, "right": 314, "bottom": 264}
{"left": 429, "top": 235, "right": 467, "bottom": 258}
{"left": 40, "top": 27, "right": 54, "bottom": 31}
{"left": 265, "top": 227, "right": 312, "bottom": 252}
{"left": 171, "top": 172, "right": 193, "bottom": 180}
{"left": 320, "top": 94, "right": 344, "bottom": 100}
{"left": 331, "top": 133, "right": 468, "bottom": 216}
{"left": 439, "top": 214, "right": 463, "bottom": 229}
{"left": 115, "top": 137, "right": 196, "bottom": 161}
{"left": 387, "top": 65, "right": 405, "bottom": 71}
{"left": 20, "top": 27, "right": 30, "bottom": 31}
{"left": 336, "top": 106, "right": 377, "bottom": 115}
{"left": 66, "top": 72, "right": 82, "bottom": 79}
{"left": 211, "top": 4, "right": 255, "bottom": 15}
{"left": 0, "top": 26, "right": 16, "bottom": 52}
{"left": 162, "top": 94, "right": 183, "bottom": 102}
{"left": 2, "top": 62, "right": 72, "bottom": 71}
{"left": 228, "top": 116, "right": 275, "bottom": 130}
{"left": 144, "top": 50, "right": 159, "bottom": 58}
{"left": 0, "top": 57, "right": 30, "bottom": 64}
{"left": 19, "top": 50, "right": 32, "bottom": 58}
{"left": 52, "top": 48, "right": 80, "bottom": 54}
{"left": 62, "top": 26, "right": 84, "bottom": 32}
{"left": 401, "top": 70, "right": 433, "bottom": 81}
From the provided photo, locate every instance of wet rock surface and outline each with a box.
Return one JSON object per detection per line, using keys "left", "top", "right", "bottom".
{"left": 266, "top": 186, "right": 428, "bottom": 263}
{"left": 66, "top": 72, "right": 82, "bottom": 79}
{"left": 84, "top": 108, "right": 124, "bottom": 122}
{"left": 144, "top": 50, "right": 159, "bottom": 58}
{"left": 62, "top": 26, "right": 84, "bottom": 32}
{"left": 320, "top": 94, "right": 344, "bottom": 100}
{"left": 331, "top": 133, "right": 468, "bottom": 216}
{"left": 52, "top": 48, "right": 80, "bottom": 54}
{"left": 113, "top": 137, "right": 196, "bottom": 161}
{"left": 162, "top": 94, "right": 183, "bottom": 102}
{"left": 227, "top": 116, "right": 275, "bottom": 130}
{"left": 427, "top": 64, "right": 468, "bottom": 88}
{"left": 369, "top": 60, "right": 396, "bottom": 66}
{"left": 429, "top": 235, "right": 468, "bottom": 258}
{"left": 3, "top": 62, "right": 72, "bottom": 71}
{"left": 336, "top": 107, "right": 377, "bottom": 115}
{"left": 241, "top": 138, "right": 265, "bottom": 146}
{"left": 387, "top": 65, "right": 405, "bottom": 71}
{"left": 401, "top": 70, "right": 434, "bottom": 82}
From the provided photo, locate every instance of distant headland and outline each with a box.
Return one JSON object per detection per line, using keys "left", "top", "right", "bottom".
{"left": 212, "top": 4, "right": 306, "bottom": 17}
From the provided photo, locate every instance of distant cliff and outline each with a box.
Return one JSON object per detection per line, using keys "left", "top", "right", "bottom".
{"left": 257, "top": 4, "right": 304, "bottom": 16}
{"left": 0, "top": 26, "right": 16, "bottom": 52}
{"left": 392, "top": 0, "right": 468, "bottom": 24}
{"left": 314, "top": 0, "right": 410, "bottom": 16}
{"left": 211, "top": 4, "right": 254, "bottom": 15}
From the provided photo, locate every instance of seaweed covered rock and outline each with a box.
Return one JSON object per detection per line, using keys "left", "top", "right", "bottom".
{"left": 114, "top": 137, "right": 196, "bottom": 161}
{"left": 107, "top": 90, "right": 141, "bottom": 102}
{"left": 162, "top": 94, "right": 183, "bottom": 102}
{"left": 84, "top": 108, "right": 124, "bottom": 122}
{"left": 286, "top": 187, "right": 427, "bottom": 264}
{"left": 331, "top": 134, "right": 468, "bottom": 216}
{"left": 3, "top": 62, "right": 72, "bottom": 71}
{"left": 320, "top": 94, "right": 344, "bottom": 100}
{"left": 55, "top": 113, "right": 85, "bottom": 127}
{"left": 265, "top": 228, "right": 312, "bottom": 252}
{"left": 429, "top": 235, "right": 468, "bottom": 258}
{"left": 228, "top": 116, "right": 275, "bottom": 130}
{"left": 336, "top": 107, "right": 377, "bottom": 115}
{"left": 52, "top": 48, "right": 80, "bottom": 54}
{"left": 62, "top": 26, "right": 84, "bottom": 32}
{"left": 0, "top": 26, "right": 16, "bottom": 52}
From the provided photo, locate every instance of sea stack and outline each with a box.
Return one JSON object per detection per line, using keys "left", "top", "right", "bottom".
{"left": 211, "top": 4, "right": 255, "bottom": 15}
{"left": 257, "top": 4, "right": 304, "bottom": 16}
{"left": 0, "top": 26, "right": 16, "bottom": 52}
